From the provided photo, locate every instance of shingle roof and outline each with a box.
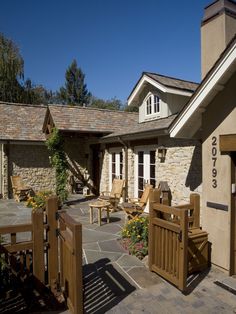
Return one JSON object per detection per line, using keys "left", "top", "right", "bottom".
{"left": 47, "top": 105, "right": 139, "bottom": 134}
{"left": 144, "top": 72, "right": 199, "bottom": 92}
{"left": 102, "top": 114, "right": 177, "bottom": 141}
{"left": 0, "top": 102, "right": 47, "bottom": 141}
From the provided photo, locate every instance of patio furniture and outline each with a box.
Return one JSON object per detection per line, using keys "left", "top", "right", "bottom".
{"left": 10, "top": 175, "right": 32, "bottom": 202}
{"left": 99, "top": 178, "right": 125, "bottom": 210}
{"left": 89, "top": 200, "right": 111, "bottom": 226}
{"left": 121, "top": 184, "right": 154, "bottom": 220}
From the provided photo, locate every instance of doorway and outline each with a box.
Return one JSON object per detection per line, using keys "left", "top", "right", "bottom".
{"left": 91, "top": 144, "right": 100, "bottom": 196}
{"left": 134, "top": 147, "right": 156, "bottom": 198}
{"left": 230, "top": 152, "right": 236, "bottom": 275}
{"left": 109, "top": 149, "right": 123, "bottom": 190}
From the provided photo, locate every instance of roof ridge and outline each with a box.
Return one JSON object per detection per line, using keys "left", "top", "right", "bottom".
{"left": 143, "top": 72, "right": 199, "bottom": 85}
{"left": 49, "top": 103, "right": 138, "bottom": 115}
{"left": 0, "top": 101, "right": 47, "bottom": 108}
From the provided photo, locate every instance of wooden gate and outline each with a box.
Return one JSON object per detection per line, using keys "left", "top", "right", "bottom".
{"left": 148, "top": 190, "right": 202, "bottom": 292}
{"left": 0, "top": 196, "right": 83, "bottom": 313}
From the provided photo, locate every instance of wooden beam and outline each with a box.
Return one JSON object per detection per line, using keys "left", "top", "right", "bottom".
{"left": 220, "top": 134, "right": 236, "bottom": 152}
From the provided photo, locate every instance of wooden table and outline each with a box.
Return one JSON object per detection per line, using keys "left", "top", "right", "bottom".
{"left": 89, "top": 200, "right": 111, "bottom": 226}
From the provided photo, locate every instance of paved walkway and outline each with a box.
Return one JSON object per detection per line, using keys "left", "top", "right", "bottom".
{"left": 1, "top": 196, "right": 236, "bottom": 313}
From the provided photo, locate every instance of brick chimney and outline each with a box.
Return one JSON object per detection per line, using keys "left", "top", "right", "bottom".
{"left": 201, "top": 0, "right": 236, "bottom": 78}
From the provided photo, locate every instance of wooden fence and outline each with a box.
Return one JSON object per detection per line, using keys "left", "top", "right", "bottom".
{"left": 0, "top": 196, "right": 83, "bottom": 313}
{"left": 149, "top": 190, "right": 208, "bottom": 292}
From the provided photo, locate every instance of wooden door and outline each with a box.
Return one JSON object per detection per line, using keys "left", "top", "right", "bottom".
{"left": 230, "top": 152, "right": 236, "bottom": 275}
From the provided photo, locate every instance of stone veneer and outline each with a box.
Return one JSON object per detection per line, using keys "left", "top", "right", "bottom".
{"left": 6, "top": 143, "right": 56, "bottom": 198}
{"left": 100, "top": 138, "right": 202, "bottom": 205}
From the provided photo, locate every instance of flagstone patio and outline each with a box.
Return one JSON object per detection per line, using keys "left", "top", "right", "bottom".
{"left": 1, "top": 196, "right": 236, "bottom": 313}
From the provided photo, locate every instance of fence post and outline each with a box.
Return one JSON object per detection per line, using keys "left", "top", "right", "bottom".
{"left": 32, "top": 208, "right": 45, "bottom": 283}
{"left": 148, "top": 188, "right": 161, "bottom": 271}
{"left": 46, "top": 196, "right": 59, "bottom": 291}
{"left": 190, "top": 193, "right": 200, "bottom": 228}
{"left": 72, "top": 222, "right": 83, "bottom": 314}
{"left": 178, "top": 209, "right": 188, "bottom": 292}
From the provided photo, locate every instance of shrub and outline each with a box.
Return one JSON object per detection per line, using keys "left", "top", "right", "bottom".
{"left": 121, "top": 216, "right": 149, "bottom": 259}
{"left": 26, "top": 190, "right": 53, "bottom": 210}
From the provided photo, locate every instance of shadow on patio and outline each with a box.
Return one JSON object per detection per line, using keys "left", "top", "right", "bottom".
{"left": 83, "top": 258, "right": 136, "bottom": 314}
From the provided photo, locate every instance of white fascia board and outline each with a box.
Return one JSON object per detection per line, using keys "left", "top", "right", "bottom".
{"left": 170, "top": 43, "right": 236, "bottom": 138}
{"left": 128, "top": 75, "right": 193, "bottom": 106}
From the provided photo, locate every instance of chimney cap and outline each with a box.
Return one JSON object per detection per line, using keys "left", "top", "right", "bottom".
{"left": 202, "top": 0, "right": 236, "bottom": 25}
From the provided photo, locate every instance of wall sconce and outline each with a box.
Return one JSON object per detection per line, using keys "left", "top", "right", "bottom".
{"left": 158, "top": 146, "right": 167, "bottom": 162}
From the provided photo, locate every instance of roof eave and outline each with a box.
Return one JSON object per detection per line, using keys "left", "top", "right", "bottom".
{"left": 100, "top": 128, "right": 169, "bottom": 143}
{"left": 170, "top": 38, "right": 236, "bottom": 139}
{"left": 128, "top": 74, "right": 194, "bottom": 106}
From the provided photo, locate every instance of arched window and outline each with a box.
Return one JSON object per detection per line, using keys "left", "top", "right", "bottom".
{"left": 145, "top": 94, "right": 160, "bottom": 115}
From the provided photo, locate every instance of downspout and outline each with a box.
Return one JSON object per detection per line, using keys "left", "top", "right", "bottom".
{"left": 117, "top": 137, "right": 128, "bottom": 201}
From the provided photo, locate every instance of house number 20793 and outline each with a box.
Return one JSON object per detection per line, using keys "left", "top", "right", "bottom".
{"left": 212, "top": 136, "right": 217, "bottom": 188}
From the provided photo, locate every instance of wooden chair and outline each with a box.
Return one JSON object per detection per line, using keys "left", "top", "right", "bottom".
{"left": 99, "top": 178, "right": 125, "bottom": 210}
{"left": 10, "top": 175, "right": 32, "bottom": 202}
{"left": 121, "top": 184, "right": 154, "bottom": 219}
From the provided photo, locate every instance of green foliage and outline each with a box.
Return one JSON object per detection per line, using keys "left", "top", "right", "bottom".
{"left": 0, "top": 33, "right": 54, "bottom": 105}
{"left": 124, "top": 103, "right": 139, "bottom": 112}
{"left": 26, "top": 190, "right": 53, "bottom": 210}
{"left": 23, "top": 79, "right": 55, "bottom": 105}
{"left": 46, "top": 128, "right": 68, "bottom": 202}
{"left": 0, "top": 33, "right": 24, "bottom": 103}
{"left": 121, "top": 216, "right": 149, "bottom": 259}
{"left": 58, "top": 59, "right": 91, "bottom": 106}
{"left": 89, "top": 96, "right": 122, "bottom": 110}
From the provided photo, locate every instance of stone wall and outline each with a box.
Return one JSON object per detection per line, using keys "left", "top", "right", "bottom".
{"left": 8, "top": 143, "right": 56, "bottom": 197}
{"left": 100, "top": 148, "right": 110, "bottom": 193}
{"left": 157, "top": 138, "right": 202, "bottom": 204}
{"left": 100, "top": 138, "right": 202, "bottom": 204}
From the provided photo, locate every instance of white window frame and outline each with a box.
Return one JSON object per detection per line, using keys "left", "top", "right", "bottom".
{"left": 134, "top": 146, "right": 156, "bottom": 198}
{"left": 109, "top": 148, "right": 123, "bottom": 190}
{"left": 145, "top": 92, "right": 160, "bottom": 117}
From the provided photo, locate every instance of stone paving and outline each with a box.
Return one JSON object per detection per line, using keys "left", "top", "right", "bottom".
{"left": 1, "top": 196, "right": 236, "bottom": 313}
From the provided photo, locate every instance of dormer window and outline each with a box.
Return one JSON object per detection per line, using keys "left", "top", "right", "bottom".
{"left": 145, "top": 94, "right": 160, "bottom": 116}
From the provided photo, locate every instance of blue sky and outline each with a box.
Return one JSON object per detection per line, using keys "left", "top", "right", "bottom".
{"left": 0, "top": 0, "right": 210, "bottom": 103}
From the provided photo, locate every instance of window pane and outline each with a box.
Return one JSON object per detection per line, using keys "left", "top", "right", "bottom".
{"left": 154, "top": 95, "right": 160, "bottom": 113}
{"left": 120, "top": 152, "right": 123, "bottom": 162}
{"left": 120, "top": 163, "right": 123, "bottom": 178}
{"left": 150, "top": 178, "right": 156, "bottom": 188}
{"left": 138, "top": 165, "right": 143, "bottom": 177}
{"left": 150, "top": 151, "right": 155, "bottom": 164}
{"left": 138, "top": 177, "right": 144, "bottom": 190}
{"left": 150, "top": 165, "right": 155, "bottom": 178}
{"left": 138, "top": 151, "right": 144, "bottom": 164}
{"left": 112, "top": 153, "right": 115, "bottom": 162}
{"left": 112, "top": 174, "right": 116, "bottom": 181}
{"left": 138, "top": 190, "right": 143, "bottom": 198}
{"left": 112, "top": 163, "right": 115, "bottom": 174}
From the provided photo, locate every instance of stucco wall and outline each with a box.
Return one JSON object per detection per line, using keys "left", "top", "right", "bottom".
{"left": 202, "top": 72, "right": 236, "bottom": 271}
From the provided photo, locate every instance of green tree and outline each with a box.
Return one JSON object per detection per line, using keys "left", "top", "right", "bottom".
{"left": 24, "top": 78, "right": 55, "bottom": 105}
{"left": 89, "top": 96, "right": 122, "bottom": 110}
{"left": 0, "top": 33, "right": 24, "bottom": 102}
{"left": 58, "top": 59, "right": 91, "bottom": 105}
{"left": 124, "top": 103, "right": 139, "bottom": 112}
